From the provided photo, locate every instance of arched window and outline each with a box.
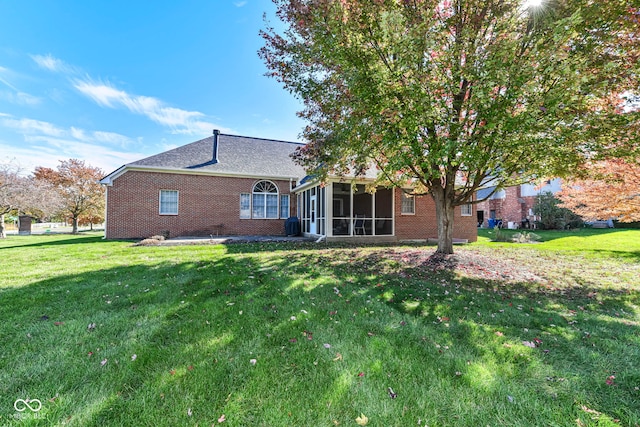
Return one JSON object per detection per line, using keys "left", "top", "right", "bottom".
{"left": 252, "top": 180, "right": 279, "bottom": 218}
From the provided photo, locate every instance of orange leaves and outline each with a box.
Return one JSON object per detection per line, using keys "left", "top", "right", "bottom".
{"left": 558, "top": 159, "right": 640, "bottom": 222}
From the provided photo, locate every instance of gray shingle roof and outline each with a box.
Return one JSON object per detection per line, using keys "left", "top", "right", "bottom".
{"left": 126, "top": 133, "right": 307, "bottom": 179}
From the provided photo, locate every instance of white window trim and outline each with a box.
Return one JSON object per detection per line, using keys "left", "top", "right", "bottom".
{"left": 400, "top": 190, "right": 415, "bottom": 215}
{"left": 240, "top": 193, "right": 251, "bottom": 219}
{"left": 245, "top": 180, "right": 283, "bottom": 220}
{"left": 159, "top": 190, "right": 179, "bottom": 215}
{"left": 280, "top": 194, "right": 290, "bottom": 219}
{"left": 461, "top": 203, "right": 473, "bottom": 217}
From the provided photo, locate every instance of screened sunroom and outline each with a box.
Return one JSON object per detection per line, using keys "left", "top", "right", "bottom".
{"left": 295, "top": 181, "right": 395, "bottom": 240}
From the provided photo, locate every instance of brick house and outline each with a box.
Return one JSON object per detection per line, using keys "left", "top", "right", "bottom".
{"left": 475, "top": 179, "right": 562, "bottom": 228}
{"left": 100, "top": 131, "right": 478, "bottom": 242}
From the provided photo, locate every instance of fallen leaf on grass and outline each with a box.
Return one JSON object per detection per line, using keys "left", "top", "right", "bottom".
{"left": 358, "top": 372, "right": 365, "bottom": 377}
{"left": 100, "top": 359, "right": 107, "bottom": 367}
{"left": 388, "top": 387, "right": 397, "bottom": 398}
{"left": 581, "top": 405, "right": 602, "bottom": 415}
{"left": 323, "top": 343, "right": 331, "bottom": 349}
{"left": 333, "top": 353, "right": 343, "bottom": 361}
{"left": 88, "top": 323, "right": 96, "bottom": 331}
{"left": 522, "top": 341, "right": 536, "bottom": 348}
{"left": 250, "top": 359, "right": 257, "bottom": 365}
{"left": 54, "top": 322, "right": 64, "bottom": 326}
{"left": 170, "top": 370, "right": 176, "bottom": 375}
{"left": 355, "top": 413, "right": 369, "bottom": 426}
{"left": 217, "top": 414, "right": 226, "bottom": 423}
{"left": 187, "top": 408, "right": 193, "bottom": 417}
{"left": 605, "top": 375, "right": 616, "bottom": 386}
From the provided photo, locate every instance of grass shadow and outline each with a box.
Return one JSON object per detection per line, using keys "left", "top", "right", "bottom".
{"left": 1, "top": 240, "right": 638, "bottom": 426}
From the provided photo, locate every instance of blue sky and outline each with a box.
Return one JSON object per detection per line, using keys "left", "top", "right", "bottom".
{"left": 0, "top": 0, "right": 305, "bottom": 174}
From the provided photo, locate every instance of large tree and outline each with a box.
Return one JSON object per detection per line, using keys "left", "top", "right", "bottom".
{"left": 0, "top": 162, "right": 26, "bottom": 238}
{"left": 260, "top": 0, "right": 639, "bottom": 253}
{"left": 0, "top": 162, "right": 64, "bottom": 238}
{"left": 34, "top": 159, "right": 105, "bottom": 234}
{"left": 557, "top": 158, "right": 640, "bottom": 222}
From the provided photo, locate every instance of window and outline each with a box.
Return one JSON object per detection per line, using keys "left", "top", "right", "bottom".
{"left": 461, "top": 203, "right": 472, "bottom": 216}
{"left": 159, "top": 190, "right": 178, "bottom": 215}
{"left": 400, "top": 191, "right": 415, "bottom": 215}
{"left": 240, "top": 193, "right": 250, "bottom": 219}
{"left": 280, "top": 194, "right": 290, "bottom": 219}
{"left": 252, "top": 180, "right": 279, "bottom": 219}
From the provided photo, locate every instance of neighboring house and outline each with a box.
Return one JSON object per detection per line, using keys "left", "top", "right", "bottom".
{"left": 475, "top": 179, "right": 562, "bottom": 228}
{"left": 101, "top": 131, "right": 478, "bottom": 242}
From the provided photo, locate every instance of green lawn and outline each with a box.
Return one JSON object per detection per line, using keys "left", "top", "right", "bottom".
{"left": 1, "top": 231, "right": 639, "bottom": 426}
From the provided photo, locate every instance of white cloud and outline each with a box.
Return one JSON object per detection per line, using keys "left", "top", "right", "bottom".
{"left": 70, "top": 126, "right": 87, "bottom": 141}
{"left": 1, "top": 116, "right": 66, "bottom": 137}
{"left": 20, "top": 135, "right": 143, "bottom": 172}
{"left": 0, "top": 90, "right": 42, "bottom": 106}
{"left": 73, "top": 79, "right": 231, "bottom": 135}
{"left": 0, "top": 75, "right": 19, "bottom": 92}
{"left": 234, "top": 1, "right": 248, "bottom": 6}
{"left": 0, "top": 114, "right": 143, "bottom": 172}
{"left": 0, "top": 139, "right": 143, "bottom": 175}
{"left": 0, "top": 68, "right": 42, "bottom": 105}
{"left": 92, "top": 130, "right": 133, "bottom": 147}
{"left": 30, "top": 54, "right": 78, "bottom": 74}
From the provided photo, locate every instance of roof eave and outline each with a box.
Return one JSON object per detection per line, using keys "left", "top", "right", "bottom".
{"left": 104, "top": 165, "right": 305, "bottom": 183}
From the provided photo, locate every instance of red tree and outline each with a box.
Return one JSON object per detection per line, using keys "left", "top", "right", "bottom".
{"left": 558, "top": 159, "right": 640, "bottom": 222}
{"left": 34, "top": 159, "right": 105, "bottom": 234}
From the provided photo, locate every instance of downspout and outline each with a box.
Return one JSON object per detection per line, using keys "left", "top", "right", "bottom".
{"left": 101, "top": 183, "right": 109, "bottom": 239}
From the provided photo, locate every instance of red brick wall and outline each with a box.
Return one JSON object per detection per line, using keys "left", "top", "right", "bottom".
{"left": 476, "top": 187, "right": 538, "bottom": 228}
{"left": 105, "top": 171, "right": 296, "bottom": 239}
{"left": 394, "top": 191, "right": 477, "bottom": 242}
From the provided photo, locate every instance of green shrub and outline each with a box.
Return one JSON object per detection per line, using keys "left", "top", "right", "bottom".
{"left": 533, "top": 192, "right": 583, "bottom": 230}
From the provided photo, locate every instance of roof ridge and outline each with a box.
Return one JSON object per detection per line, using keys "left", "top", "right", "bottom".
{"left": 219, "top": 132, "right": 305, "bottom": 146}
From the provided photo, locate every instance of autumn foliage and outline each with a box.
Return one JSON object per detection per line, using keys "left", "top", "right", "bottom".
{"left": 34, "top": 159, "right": 105, "bottom": 233}
{"left": 261, "top": 0, "right": 640, "bottom": 253}
{"left": 558, "top": 159, "right": 640, "bottom": 222}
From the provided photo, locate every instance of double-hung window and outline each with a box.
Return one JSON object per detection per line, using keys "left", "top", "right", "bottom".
{"left": 240, "top": 193, "right": 251, "bottom": 219}
{"left": 280, "top": 194, "right": 290, "bottom": 219}
{"left": 461, "top": 203, "right": 473, "bottom": 216}
{"left": 159, "top": 190, "right": 178, "bottom": 215}
{"left": 400, "top": 190, "right": 415, "bottom": 215}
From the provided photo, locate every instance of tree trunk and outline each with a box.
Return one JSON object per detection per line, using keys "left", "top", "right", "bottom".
{"left": 431, "top": 187, "right": 456, "bottom": 255}
{"left": 0, "top": 213, "right": 5, "bottom": 239}
{"left": 72, "top": 216, "right": 79, "bottom": 234}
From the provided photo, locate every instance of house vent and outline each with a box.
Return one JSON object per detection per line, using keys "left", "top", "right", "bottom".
{"left": 213, "top": 129, "right": 220, "bottom": 163}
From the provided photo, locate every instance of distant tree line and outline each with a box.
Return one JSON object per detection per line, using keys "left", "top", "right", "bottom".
{"left": 0, "top": 159, "right": 104, "bottom": 238}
